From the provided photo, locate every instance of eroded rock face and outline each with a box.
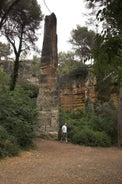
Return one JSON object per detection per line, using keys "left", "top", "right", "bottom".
{"left": 37, "top": 13, "right": 59, "bottom": 139}
{"left": 59, "top": 73, "right": 97, "bottom": 111}
{"left": 59, "top": 68, "right": 118, "bottom": 111}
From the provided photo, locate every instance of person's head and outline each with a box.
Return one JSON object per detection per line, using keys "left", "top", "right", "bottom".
{"left": 65, "top": 123, "right": 67, "bottom": 126}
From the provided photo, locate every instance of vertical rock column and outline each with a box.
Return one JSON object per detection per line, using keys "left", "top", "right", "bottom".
{"left": 37, "top": 13, "right": 59, "bottom": 139}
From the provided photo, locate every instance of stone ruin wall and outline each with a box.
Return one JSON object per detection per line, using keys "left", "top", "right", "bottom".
{"left": 59, "top": 71, "right": 97, "bottom": 111}
{"left": 59, "top": 78, "right": 118, "bottom": 111}
{"left": 59, "top": 68, "right": 118, "bottom": 111}
{"left": 37, "top": 13, "right": 59, "bottom": 139}
{"left": 60, "top": 82, "right": 96, "bottom": 111}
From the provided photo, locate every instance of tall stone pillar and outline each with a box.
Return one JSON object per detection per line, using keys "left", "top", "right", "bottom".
{"left": 37, "top": 13, "right": 59, "bottom": 139}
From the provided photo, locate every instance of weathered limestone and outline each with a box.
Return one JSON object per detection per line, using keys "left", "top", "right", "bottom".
{"left": 59, "top": 68, "right": 118, "bottom": 111}
{"left": 59, "top": 69, "right": 96, "bottom": 111}
{"left": 37, "top": 13, "right": 59, "bottom": 139}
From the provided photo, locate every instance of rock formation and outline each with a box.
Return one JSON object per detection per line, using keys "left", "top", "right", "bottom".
{"left": 59, "top": 68, "right": 97, "bottom": 111}
{"left": 37, "top": 13, "right": 59, "bottom": 139}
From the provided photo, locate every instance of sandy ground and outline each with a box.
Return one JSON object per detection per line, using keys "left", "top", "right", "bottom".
{"left": 0, "top": 138, "right": 122, "bottom": 184}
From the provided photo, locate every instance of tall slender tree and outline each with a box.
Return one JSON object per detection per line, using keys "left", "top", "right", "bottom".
{"left": 1, "top": 0, "right": 43, "bottom": 90}
{"left": 85, "top": 0, "right": 122, "bottom": 146}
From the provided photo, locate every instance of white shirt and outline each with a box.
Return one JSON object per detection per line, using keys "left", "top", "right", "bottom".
{"left": 62, "top": 125, "right": 67, "bottom": 133}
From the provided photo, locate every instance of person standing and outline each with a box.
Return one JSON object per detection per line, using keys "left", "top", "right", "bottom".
{"left": 61, "top": 123, "right": 68, "bottom": 142}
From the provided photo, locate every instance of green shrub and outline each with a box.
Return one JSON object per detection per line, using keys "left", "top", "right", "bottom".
{"left": 69, "top": 64, "right": 88, "bottom": 81}
{"left": 59, "top": 102, "right": 117, "bottom": 147}
{"left": 0, "top": 126, "right": 19, "bottom": 158}
{"left": 0, "top": 81, "right": 38, "bottom": 158}
{"left": 94, "top": 131, "right": 111, "bottom": 147}
{"left": 15, "top": 120, "right": 35, "bottom": 149}
{"left": 91, "top": 102, "right": 118, "bottom": 143}
{"left": 71, "top": 127, "right": 111, "bottom": 147}
{"left": 2, "top": 139, "right": 19, "bottom": 157}
{"left": 19, "top": 81, "right": 39, "bottom": 98}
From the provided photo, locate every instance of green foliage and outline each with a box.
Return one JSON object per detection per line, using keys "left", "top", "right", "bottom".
{"left": 20, "top": 80, "right": 39, "bottom": 98}
{"left": 71, "top": 127, "right": 111, "bottom": 147}
{"left": 69, "top": 26, "right": 96, "bottom": 61}
{"left": 0, "top": 0, "right": 21, "bottom": 29}
{"left": 93, "top": 34, "right": 122, "bottom": 75}
{"left": 96, "top": 76, "right": 112, "bottom": 102}
{"left": 85, "top": 0, "right": 122, "bottom": 35}
{"left": 86, "top": 1, "right": 122, "bottom": 83}
{"left": 91, "top": 102, "right": 117, "bottom": 144}
{"left": 91, "top": 34, "right": 121, "bottom": 102}
{"left": 0, "top": 126, "right": 19, "bottom": 158}
{"left": 0, "top": 41, "right": 12, "bottom": 59}
{"left": 1, "top": 0, "right": 43, "bottom": 90}
{"left": 69, "top": 63, "right": 88, "bottom": 81}
{"left": 0, "top": 78, "right": 38, "bottom": 158}
{"left": 58, "top": 54, "right": 88, "bottom": 89}
{"left": 31, "top": 56, "right": 40, "bottom": 77}
{"left": 58, "top": 51, "right": 77, "bottom": 77}
{"left": 0, "top": 67, "right": 10, "bottom": 88}
{"left": 58, "top": 51, "right": 89, "bottom": 78}
{"left": 59, "top": 101, "right": 117, "bottom": 146}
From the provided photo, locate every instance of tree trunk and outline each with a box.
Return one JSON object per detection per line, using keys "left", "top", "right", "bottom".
{"left": 118, "top": 87, "right": 122, "bottom": 147}
{"left": 10, "top": 55, "right": 19, "bottom": 91}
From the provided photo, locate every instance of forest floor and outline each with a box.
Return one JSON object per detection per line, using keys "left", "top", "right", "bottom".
{"left": 0, "top": 138, "right": 122, "bottom": 184}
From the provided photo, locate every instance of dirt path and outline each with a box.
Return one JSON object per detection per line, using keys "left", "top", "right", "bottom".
{"left": 0, "top": 139, "right": 122, "bottom": 184}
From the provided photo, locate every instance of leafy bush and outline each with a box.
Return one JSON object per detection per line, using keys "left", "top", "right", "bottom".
{"left": 69, "top": 64, "right": 88, "bottom": 81}
{"left": 0, "top": 80, "right": 38, "bottom": 158}
{"left": 59, "top": 101, "right": 117, "bottom": 147}
{"left": 71, "top": 127, "right": 111, "bottom": 147}
{"left": 18, "top": 80, "right": 39, "bottom": 98}
{"left": 93, "top": 131, "right": 111, "bottom": 147}
{"left": 0, "top": 126, "right": 19, "bottom": 158}
{"left": 91, "top": 102, "right": 117, "bottom": 143}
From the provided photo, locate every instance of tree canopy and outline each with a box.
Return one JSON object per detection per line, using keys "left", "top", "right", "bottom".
{"left": 85, "top": 0, "right": 122, "bottom": 146}
{"left": 1, "top": 0, "right": 43, "bottom": 90}
{"left": 85, "top": 0, "right": 122, "bottom": 35}
{"left": 0, "top": 0, "right": 21, "bottom": 30}
{"left": 69, "top": 26, "right": 96, "bottom": 62}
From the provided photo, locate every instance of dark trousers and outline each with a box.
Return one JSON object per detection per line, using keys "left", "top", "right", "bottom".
{"left": 61, "top": 132, "right": 67, "bottom": 142}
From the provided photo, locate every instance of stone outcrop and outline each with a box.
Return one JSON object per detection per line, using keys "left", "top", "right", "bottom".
{"left": 59, "top": 75, "right": 118, "bottom": 111}
{"left": 37, "top": 13, "right": 59, "bottom": 139}
{"left": 59, "top": 69, "right": 97, "bottom": 111}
